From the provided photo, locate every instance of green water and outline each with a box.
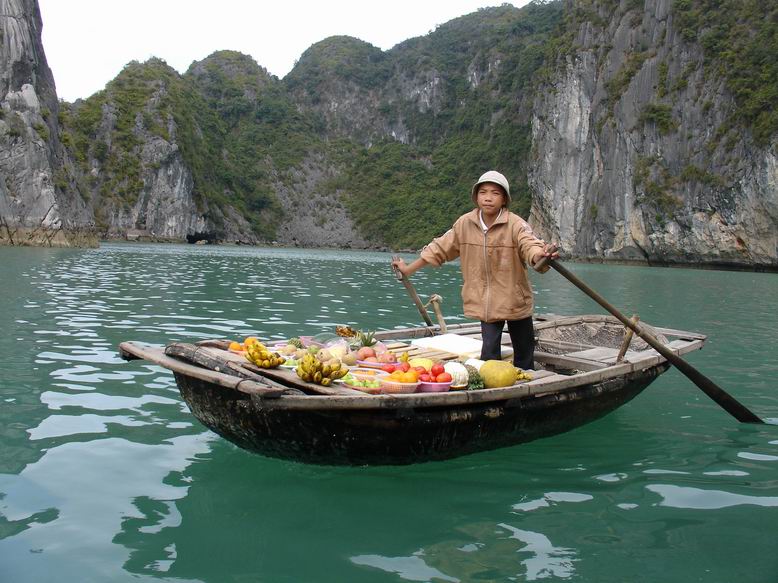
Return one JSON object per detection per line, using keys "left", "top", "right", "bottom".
{"left": 1, "top": 242, "right": 777, "bottom": 583}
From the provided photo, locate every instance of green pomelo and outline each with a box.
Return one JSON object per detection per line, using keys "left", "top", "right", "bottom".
{"left": 479, "top": 360, "right": 516, "bottom": 388}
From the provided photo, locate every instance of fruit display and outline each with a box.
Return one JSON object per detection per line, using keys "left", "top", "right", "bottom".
{"left": 295, "top": 353, "right": 348, "bottom": 386}
{"left": 226, "top": 331, "right": 529, "bottom": 392}
{"left": 245, "top": 341, "right": 286, "bottom": 369}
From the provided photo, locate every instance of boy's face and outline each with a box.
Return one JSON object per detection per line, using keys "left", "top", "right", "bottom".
{"left": 476, "top": 182, "right": 506, "bottom": 215}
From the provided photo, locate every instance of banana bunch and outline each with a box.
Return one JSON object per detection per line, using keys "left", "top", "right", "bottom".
{"left": 246, "top": 342, "right": 285, "bottom": 369}
{"left": 515, "top": 368, "right": 533, "bottom": 382}
{"left": 295, "top": 353, "right": 348, "bottom": 386}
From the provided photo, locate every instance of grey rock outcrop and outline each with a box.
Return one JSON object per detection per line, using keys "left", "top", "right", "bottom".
{"left": 271, "top": 153, "right": 369, "bottom": 248}
{"left": 0, "top": 0, "right": 94, "bottom": 246}
{"left": 529, "top": 0, "right": 778, "bottom": 268}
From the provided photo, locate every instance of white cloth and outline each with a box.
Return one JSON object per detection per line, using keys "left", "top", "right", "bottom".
{"left": 410, "top": 333, "right": 513, "bottom": 359}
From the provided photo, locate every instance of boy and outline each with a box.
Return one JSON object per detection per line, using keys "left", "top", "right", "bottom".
{"left": 391, "top": 170, "right": 558, "bottom": 370}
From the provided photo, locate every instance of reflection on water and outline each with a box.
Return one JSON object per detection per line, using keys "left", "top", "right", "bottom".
{"left": 500, "top": 524, "right": 577, "bottom": 580}
{"left": 1, "top": 243, "right": 778, "bottom": 582}
{"left": 351, "top": 521, "right": 579, "bottom": 582}
{"left": 352, "top": 554, "right": 460, "bottom": 582}
{"left": 647, "top": 484, "right": 778, "bottom": 509}
{"left": 512, "top": 492, "right": 593, "bottom": 512}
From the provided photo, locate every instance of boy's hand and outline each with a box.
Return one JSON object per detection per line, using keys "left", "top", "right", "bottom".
{"left": 391, "top": 256, "right": 409, "bottom": 278}
{"left": 533, "top": 244, "right": 559, "bottom": 270}
{"left": 541, "top": 244, "right": 559, "bottom": 259}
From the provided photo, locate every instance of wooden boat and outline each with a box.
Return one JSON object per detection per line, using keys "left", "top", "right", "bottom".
{"left": 119, "top": 314, "right": 706, "bottom": 465}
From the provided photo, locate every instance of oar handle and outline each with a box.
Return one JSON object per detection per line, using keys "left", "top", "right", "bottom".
{"left": 537, "top": 246, "right": 762, "bottom": 424}
{"left": 427, "top": 294, "right": 448, "bottom": 333}
{"left": 391, "top": 257, "right": 434, "bottom": 327}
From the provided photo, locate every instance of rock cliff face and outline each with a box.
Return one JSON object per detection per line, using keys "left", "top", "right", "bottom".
{"left": 270, "top": 153, "right": 370, "bottom": 248}
{"left": 0, "top": 0, "right": 94, "bottom": 246}
{"left": 63, "top": 59, "right": 262, "bottom": 245}
{"left": 529, "top": 0, "right": 778, "bottom": 268}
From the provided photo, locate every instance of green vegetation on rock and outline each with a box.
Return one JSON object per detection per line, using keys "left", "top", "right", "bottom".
{"left": 673, "top": 0, "right": 778, "bottom": 145}
{"left": 325, "top": 3, "right": 561, "bottom": 248}
{"left": 61, "top": 59, "right": 224, "bottom": 213}
{"left": 638, "top": 103, "right": 677, "bottom": 135}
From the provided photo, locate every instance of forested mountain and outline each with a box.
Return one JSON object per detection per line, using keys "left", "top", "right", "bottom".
{"left": 2, "top": 0, "right": 777, "bottom": 268}
{"left": 53, "top": 2, "right": 561, "bottom": 248}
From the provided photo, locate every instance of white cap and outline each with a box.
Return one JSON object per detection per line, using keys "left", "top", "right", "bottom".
{"left": 471, "top": 170, "right": 511, "bottom": 204}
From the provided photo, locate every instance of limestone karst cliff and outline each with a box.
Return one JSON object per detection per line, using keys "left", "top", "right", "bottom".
{"left": 528, "top": 0, "right": 777, "bottom": 268}
{"left": 60, "top": 57, "right": 263, "bottom": 245}
{"left": 0, "top": 0, "right": 94, "bottom": 246}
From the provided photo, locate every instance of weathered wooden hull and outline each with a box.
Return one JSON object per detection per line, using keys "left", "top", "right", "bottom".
{"left": 174, "top": 363, "right": 669, "bottom": 465}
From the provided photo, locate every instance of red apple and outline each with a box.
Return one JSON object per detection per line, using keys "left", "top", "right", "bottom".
{"left": 431, "top": 363, "right": 445, "bottom": 377}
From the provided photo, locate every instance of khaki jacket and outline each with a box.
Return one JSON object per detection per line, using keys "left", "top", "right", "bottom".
{"left": 420, "top": 209, "right": 548, "bottom": 322}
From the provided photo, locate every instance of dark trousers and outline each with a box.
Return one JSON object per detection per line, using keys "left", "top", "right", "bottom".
{"left": 480, "top": 316, "right": 535, "bottom": 370}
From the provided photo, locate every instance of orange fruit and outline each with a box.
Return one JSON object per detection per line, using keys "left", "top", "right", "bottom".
{"left": 228, "top": 341, "right": 243, "bottom": 352}
{"left": 401, "top": 371, "right": 417, "bottom": 383}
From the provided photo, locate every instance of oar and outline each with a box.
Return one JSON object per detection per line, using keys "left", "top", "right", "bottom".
{"left": 391, "top": 256, "right": 434, "bottom": 327}
{"left": 536, "top": 248, "right": 763, "bottom": 424}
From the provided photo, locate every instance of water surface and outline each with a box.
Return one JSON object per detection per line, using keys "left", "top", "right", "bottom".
{"left": 1, "top": 243, "right": 777, "bottom": 582}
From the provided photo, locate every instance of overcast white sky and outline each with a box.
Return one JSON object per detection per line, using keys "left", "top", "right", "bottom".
{"left": 38, "top": 0, "right": 532, "bottom": 102}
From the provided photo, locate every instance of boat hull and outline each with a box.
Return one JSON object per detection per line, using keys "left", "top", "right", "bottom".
{"left": 174, "top": 363, "right": 669, "bottom": 465}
